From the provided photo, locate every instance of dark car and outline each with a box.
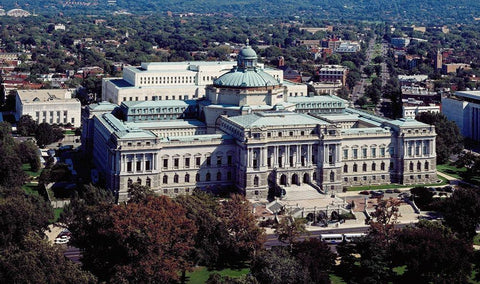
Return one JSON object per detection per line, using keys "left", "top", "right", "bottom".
{"left": 393, "top": 188, "right": 401, "bottom": 193}
{"left": 385, "top": 189, "right": 394, "bottom": 194}
{"left": 359, "top": 190, "right": 370, "bottom": 195}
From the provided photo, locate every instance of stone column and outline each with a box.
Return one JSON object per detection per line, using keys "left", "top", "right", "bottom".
{"left": 262, "top": 147, "right": 267, "bottom": 167}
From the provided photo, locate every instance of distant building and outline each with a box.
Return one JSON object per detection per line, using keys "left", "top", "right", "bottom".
{"left": 391, "top": 37, "right": 410, "bottom": 49}
{"left": 335, "top": 41, "right": 361, "bottom": 53}
{"left": 15, "top": 89, "right": 81, "bottom": 128}
{"left": 317, "top": 65, "right": 348, "bottom": 86}
{"left": 442, "top": 63, "right": 471, "bottom": 74}
{"left": 7, "top": 9, "right": 31, "bottom": 17}
{"left": 402, "top": 103, "right": 441, "bottom": 119}
{"left": 442, "top": 91, "right": 480, "bottom": 141}
{"left": 54, "top": 24, "right": 66, "bottom": 31}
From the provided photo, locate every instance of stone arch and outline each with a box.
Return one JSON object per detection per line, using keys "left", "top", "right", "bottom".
{"left": 280, "top": 174, "right": 287, "bottom": 186}
{"left": 303, "top": 173, "right": 310, "bottom": 183}
{"left": 292, "top": 174, "right": 299, "bottom": 185}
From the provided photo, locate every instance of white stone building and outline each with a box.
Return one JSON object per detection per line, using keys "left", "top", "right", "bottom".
{"left": 85, "top": 46, "right": 437, "bottom": 202}
{"left": 15, "top": 89, "right": 81, "bottom": 128}
{"left": 442, "top": 91, "right": 480, "bottom": 141}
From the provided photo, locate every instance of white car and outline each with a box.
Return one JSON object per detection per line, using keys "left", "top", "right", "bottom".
{"left": 54, "top": 238, "right": 69, "bottom": 244}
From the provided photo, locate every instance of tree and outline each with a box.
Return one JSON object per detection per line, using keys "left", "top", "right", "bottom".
{"left": 274, "top": 215, "right": 308, "bottom": 252}
{"left": 0, "top": 233, "right": 96, "bottom": 283}
{"left": 176, "top": 191, "right": 227, "bottom": 267}
{"left": 292, "top": 238, "right": 336, "bottom": 284}
{"left": 369, "top": 198, "right": 401, "bottom": 245}
{"left": 410, "top": 186, "right": 434, "bottom": 210}
{"left": 391, "top": 221, "right": 472, "bottom": 283}
{"left": 35, "top": 123, "right": 64, "bottom": 147}
{"left": 415, "top": 112, "right": 463, "bottom": 164}
{"left": 16, "top": 115, "right": 37, "bottom": 136}
{"left": 65, "top": 194, "right": 196, "bottom": 283}
{"left": 218, "top": 194, "right": 265, "bottom": 264}
{"left": 0, "top": 188, "right": 53, "bottom": 247}
{"left": 251, "top": 248, "right": 308, "bottom": 284}
{"left": 127, "top": 182, "right": 154, "bottom": 203}
{"left": 17, "top": 140, "right": 41, "bottom": 172}
{"left": 439, "top": 187, "right": 480, "bottom": 241}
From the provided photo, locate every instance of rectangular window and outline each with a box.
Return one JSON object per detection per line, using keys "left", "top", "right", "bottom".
{"left": 145, "top": 160, "right": 151, "bottom": 171}
{"left": 217, "top": 156, "right": 222, "bottom": 166}
{"left": 362, "top": 148, "right": 367, "bottom": 158}
{"left": 185, "top": 158, "right": 190, "bottom": 168}
{"left": 206, "top": 157, "right": 211, "bottom": 166}
{"left": 127, "top": 161, "right": 132, "bottom": 172}
{"left": 380, "top": 147, "right": 385, "bottom": 157}
{"left": 343, "top": 149, "right": 348, "bottom": 159}
{"left": 227, "top": 155, "right": 232, "bottom": 165}
{"left": 353, "top": 149, "right": 358, "bottom": 159}
{"left": 163, "top": 159, "right": 168, "bottom": 168}
{"left": 174, "top": 158, "right": 179, "bottom": 169}
{"left": 371, "top": 148, "right": 376, "bottom": 158}
{"left": 196, "top": 157, "right": 201, "bottom": 167}
{"left": 136, "top": 161, "right": 141, "bottom": 171}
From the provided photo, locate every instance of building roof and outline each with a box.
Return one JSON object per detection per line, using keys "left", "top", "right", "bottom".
{"left": 17, "top": 89, "right": 78, "bottom": 104}
{"left": 88, "top": 101, "right": 118, "bottom": 112}
{"left": 455, "top": 91, "right": 480, "bottom": 102}
{"left": 226, "top": 111, "right": 329, "bottom": 129}
{"left": 386, "top": 117, "right": 430, "bottom": 128}
{"left": 121, "top": 100, "right": 196, "bottom": 108}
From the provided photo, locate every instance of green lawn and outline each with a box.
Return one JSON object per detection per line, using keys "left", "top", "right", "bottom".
{"left": 330, "top": 274, "right": 347, "bottom": 284}
{"left": 52, "top": 208, "right": 64, "bottom": 223}
{"left": 22, "top": 183, "right": 39, "bottom": 196}
{"left": 186, "top": 266, "right": 250, "bottom": 284}
{"left": 63, "top": 130, "right": 75, "bottom": 135}
{"left": 22, "top": 163, "right": 41, "bottom": 177}
{"left": 437, "top": 163, "right": 466, "bottom": 179}
{"left": 437, "top": 163, "right": 480, "bottom": 185}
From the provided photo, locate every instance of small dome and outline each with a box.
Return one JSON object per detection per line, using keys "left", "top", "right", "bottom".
{"left": 238, "top": 46, "right": 258, "bottom": 59}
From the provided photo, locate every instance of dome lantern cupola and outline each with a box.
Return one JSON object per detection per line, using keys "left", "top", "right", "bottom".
{"left": 237, "top": 39, "right": 258, "bottom": 70}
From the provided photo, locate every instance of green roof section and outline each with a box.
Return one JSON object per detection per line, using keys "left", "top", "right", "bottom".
{"left": 226, "top": 111, "right": 329, "bottom": 129}
{"left": 386, "top": 117, "right": 431, "bottom": 128}
{"left": 213, "top": 68, "right": 280, "bottom": 88}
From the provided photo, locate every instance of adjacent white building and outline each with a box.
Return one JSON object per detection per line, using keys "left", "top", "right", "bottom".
{"left": 442, "top": 91, "right": 480, "bottom": 141}
{"left": 102, "top": 60, "right": 285, "bottom": 104}
{"left": 15, "top": 89, "right": 81, "bottom": 128}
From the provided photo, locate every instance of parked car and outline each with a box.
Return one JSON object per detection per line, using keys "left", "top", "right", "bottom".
{"left": 359, "top": 191, "right": 369, "bottom": 195}
{"left": 385, "top": 189, "right": 394, "bottom": 194}
{"left": 393, "top": 188, "right": 401, "bottom": 193}
{"left": 54, "top": 238, "right": 69, "bottom": 244}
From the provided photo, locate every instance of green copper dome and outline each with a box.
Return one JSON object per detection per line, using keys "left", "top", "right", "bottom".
{"left": 213, "top": 44, "right": 280, "bottom": 88}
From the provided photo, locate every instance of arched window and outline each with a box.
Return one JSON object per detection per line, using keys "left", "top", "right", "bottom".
{"left": 424, "top": 161, "right": 429, "bottom": 170}
{"left": 185, "top": 173, "right": 190, "bottom": 183}
{"left": 417, "top": 162, "right": 421, "bottom": 171}
{"left": 127, "top": 178, "right": 133, "bottom": 188}
{"left": 146, "top": 177, "right": 151, "bottom": 187}
{"left": 330, "top": 171, "right": 335, "bottom": 182}
{"left": 163, "top": 175, "right": 168, "bottom": 184}
{"left": 409, "top": 162, "right": 414, "bottom": 171}
{"left": 217, "top": 172, "right": 222, "bottom": 181}
{"left": 362, "top": 163, "right": 367, "bottom": 172}
{"left": 195, "top": 173, "right": 200, "bottom": 182}
{"left": 343, "top": 164, "right": 348, "bottom": 173}
{"left": 227, "top": 171, "right": 232, "bottom": 180}
{"left": 254, "top": 176, "right": 259, "bottom": 187}
{"left": 353, "top": 164, "right": 358, "bottom": 172}
{"left": 137, "top": 178, "right": 142, "bottom": 185}
{"left": 206, "top": 172, "right": 211, "bottom": 182}
{"left": 174, "top": 174, "right": 179, "bottom": 183}
{"left": 372, "top": 163, "right": 376, "bottom": 171}
{"left": 381, "top": 162, "right": 385, "bottom": 171}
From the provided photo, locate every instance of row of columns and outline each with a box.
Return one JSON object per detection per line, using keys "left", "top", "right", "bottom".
{"left": 404, "top": 139, "right": 434, "bottom": 158}
{"left": 255, "top": 144, "right": 315, "bottom": 168}
{"left": 120, "top": 153, "right": 157, "bottom": 173}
